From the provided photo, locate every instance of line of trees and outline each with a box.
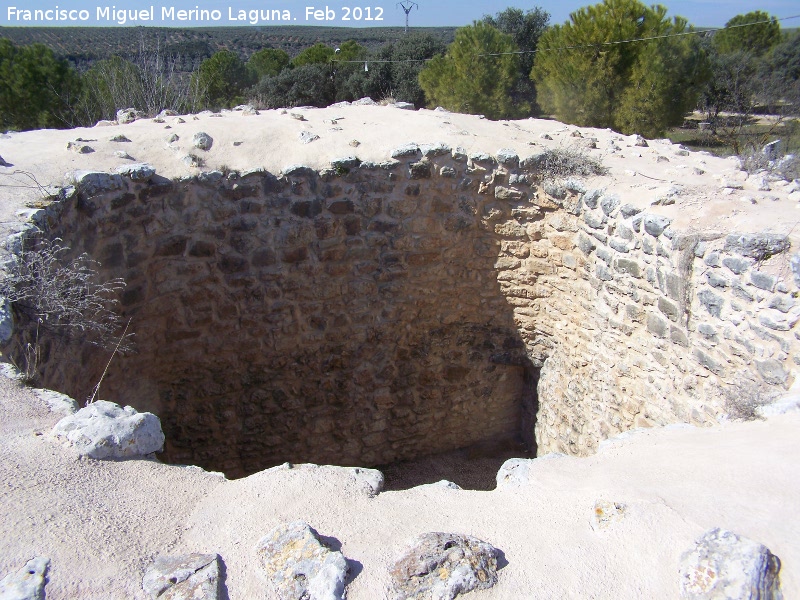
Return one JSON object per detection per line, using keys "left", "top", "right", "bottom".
{"left": 1, "top": 1, "right": 798, "bottom": 144}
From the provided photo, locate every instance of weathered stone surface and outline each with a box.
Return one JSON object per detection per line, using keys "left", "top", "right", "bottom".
{"left": 192, "top": 132, "right": 214, "bottom": 151}
{"left": 115, "top": 163, "right": 155, "bottom": 181}
{"left": 143, "top": 553, "right": 221, "bottom": 600}
{"left": 330, "top": 156, "right": 360, "bottom": 170}
{"left": 592, "top": 500, "right": 626, "bottom": 530}
{"left": 619, "top": 203, "right": 642, "bottom": 218}
{"left": 50, "top": 400, "right": 164, "bottom": 459}
{"left": 643, "top": 214, "right": 672, "bottom": 237}
{"left": 750, "top": 270, "right": 776, "bottom": 292}
{"left": 679, "top": 528, "right": 782, "bottom": 600}
{"left": 724, "top": 233, "right": 790, "bottom": 259}
{"left": 409, "top": 161, "right": 432, "bottom": 180}
{"left": 582, "top": 189, "right": 603, "bottom": 209}
{"left": 495, "top": 148, "right": 519, "bottom": 168}
{"left": 768, "top": 294, "right": 795, "bottom": 313}
{"left": 583, "top": 211, "right": 605, "bottom": 229}
{"left": 255, "top": 521, "right": 348, "bottom": 600}
{"left": 697, "top": 289, "right": 724, "bottom": 318}
{"left": 755, "top": 359, "right": 789, "bottom": 386}
{"left": 792, "top": 253, "right": 800, "bottom": 286}
{"left": 299, "top": 131, "right": 320, "bottom": 145}
{"left": 73, "top": 171, "right": 125, "bottom": 196}
{"left": 391, "top": 143, "right": 420, "bottom": 158}
{"left": 116, "top": 108, "right": 143, "bottom": 124}
{"left": 706, "top": 271, "right": 729, "bottom": 288}
{"left": 615, "top": 258, "right": 641, "bottom": 278}
{"left": 0, "top": 557, "right": 49, "bottom": 600}
{"left": 420, "top": 142, "right": 451, "bottom": 158}
{"left": 600, "top": 194, "right": 620, "bottom": 216}
{"left": 722, "top": 256, "right": 751, "bottom": 275}
{"left": 67, "top": 142, "right": 93, "bottom": 154}
{"left": 33, "top": 389, "right": 78, "bottom": 416}
{"left": 758, "top": 311, "right": 796, "bottom": 331}
{"left": 390, "top": 532, "right": 501, "bottom": 600}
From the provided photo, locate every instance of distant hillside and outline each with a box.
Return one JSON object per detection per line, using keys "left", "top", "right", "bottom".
{"left": 0, "top": 26, "right": 457, "bottom": 71}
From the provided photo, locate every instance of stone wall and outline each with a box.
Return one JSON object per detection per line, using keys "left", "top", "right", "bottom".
{"left": 7, "top": 143, "right": 798, "bottom": 476}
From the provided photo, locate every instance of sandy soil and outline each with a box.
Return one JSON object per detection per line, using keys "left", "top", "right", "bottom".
{"left": 1, "top": 373, "right": 799, "bottom": 599}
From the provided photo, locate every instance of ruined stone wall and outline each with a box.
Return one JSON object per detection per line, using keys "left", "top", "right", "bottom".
{"left": 10, "top": 144, "right": 798, "bottom": 475}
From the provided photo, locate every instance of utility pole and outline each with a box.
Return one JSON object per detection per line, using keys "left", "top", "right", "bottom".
{"left": 396, "top": 1, "right": 418, "bottom": 34}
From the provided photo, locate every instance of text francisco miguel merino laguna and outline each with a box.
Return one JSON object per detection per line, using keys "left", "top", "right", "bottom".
{"left": 6, "top": 4, "right": 386, "bottom": 24}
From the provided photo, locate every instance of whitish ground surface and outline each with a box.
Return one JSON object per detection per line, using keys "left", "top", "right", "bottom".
{"left": 1, "top": 374, "right": 799, "bottom": 599}
{"left": 1, "top": 105, "right": 798, "bottom": 247}
{"left": 1, "top": 107, "right": 799, "bottom": 598}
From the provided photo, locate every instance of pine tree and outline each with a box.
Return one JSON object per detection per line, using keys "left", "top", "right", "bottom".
{"left": 418, "top": 21, "right": 525, "bottom": 120}
{"left": 531, "top": 0, "right": 708, "bottom": 137}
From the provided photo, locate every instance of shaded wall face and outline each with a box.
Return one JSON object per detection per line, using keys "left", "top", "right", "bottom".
{"left": 34, "top": 163, "right": 534, "bottom": 477}
{"left": 15, "top": 149, "right": 798, "bottom": 478}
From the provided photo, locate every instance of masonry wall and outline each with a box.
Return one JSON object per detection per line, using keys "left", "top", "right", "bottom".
{"left": 9, "top": 144, "right": 798, "bottom": 476}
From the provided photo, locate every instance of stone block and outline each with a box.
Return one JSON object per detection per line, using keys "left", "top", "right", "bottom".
{"left": 409, "top": 161, "right": 432, "bottom": 179}
{"left": 619, "top": 203, "right": 642, "bottom": 218}
{"left": 768, "top": 294, "right": 795, "bottom": 313}
{"left": 724, "top": 233, "right": 790, "bottom": 259}
{"left": 756, "top": 359, "right": 789, "bottom": 386}
{"left": 608, "top": 237, "right": 630, "bottom": 253}
{"left": 582, "top": 188, "right": 602, "bottom": 209}
{"left": 600, "top": 194, "right": 620, "bottom": 216}
{"left": 705, "top": 271, "right": 729, "bottom": 288}
{"left": 722, "top": 256, "right": 753, "bottom": 275}
{"left": 670, "top": 326, "right": 689, "bottom": 347}
{"left": 615, "top": 258, "right": 641, "bottom": 278}
{"left": 697, "top": 289, "right": 724, "bottom": 318}
{"left": 704, "top": 252, "right": 721, "bottom": 267}
{"left": 577, "top": 233, "right": 595, "bottom": 255}
{"left": 647, "top": 313, "right": 669, "bottom": 338}
{"left": 583, "top": 211, "right": 605, "bottom": 230}
{"left": 750, "top": 270, "right": 776, "bottom": 292}
{"left": 597, "top": 247, "right": 613, "bottom": 265}
{"left": 596, "top": 263, "right": 614, "bottom": 281}
{"left": 658, "top": 297, "right": 680, "bottom": 322}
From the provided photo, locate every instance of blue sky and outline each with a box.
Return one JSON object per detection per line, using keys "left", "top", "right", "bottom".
{"left": 1, "top": 0, "right": 798, "bottom": 28}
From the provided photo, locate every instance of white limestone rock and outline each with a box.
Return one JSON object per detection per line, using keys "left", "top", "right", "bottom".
{"left": 0, "top": 556, "right": 49, "bottom": 600}
{"left": 192, "top": 132, "right": 213, "bottom": 151}
{"left": 143, "top": 553, "right": 221, "bottom": 599}
{"left": 679, "top": 528, "right": 783, "bottom": 600}
{"left": 50, "top": 400, "right": 164, "bottom": 459}
{"left": 72, "top": 170, "right": 124, "bottom": 196}
{"left": 33, "top": 389, "right": 78, "bottom": 416}
{"left": 255, "top": 521, "right": 348, "bottom": 600}
{"left": 115, "top": 163, "right": 155, "bottom": 181}
{"left": 116, "top": 108, "right": 143, "bottom": 124}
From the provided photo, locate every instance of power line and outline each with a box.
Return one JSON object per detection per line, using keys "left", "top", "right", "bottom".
{"left": 330, "top": 13, "right": 800, "bottom": 65}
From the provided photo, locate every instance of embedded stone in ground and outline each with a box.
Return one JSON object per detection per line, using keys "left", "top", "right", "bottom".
{"left": 390, "top": 532, "right": 501, "bottom": 600}
{"left": 254, "top": 521, "right": 348, "bottom": 600}
{"left": 0, "top": 556, "right": 50, "bottom": 600}
{"left": 142, "top": 553, "right": 222, "bottom": 600}
{"left": 678, "top": 528, "right": 782, "bottom": 600}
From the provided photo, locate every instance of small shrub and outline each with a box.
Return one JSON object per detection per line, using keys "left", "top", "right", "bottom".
{"left": 723, "top": 379, "right": 776, "bottom": 421}
{"left": 535, "top": 146, "right": 608, "bottom": 182}
{"left": 738, "top": 147, "right": 799, "bottom": 181}
{"left": 0, "top": 236, "right": 130, "bottom": 352}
